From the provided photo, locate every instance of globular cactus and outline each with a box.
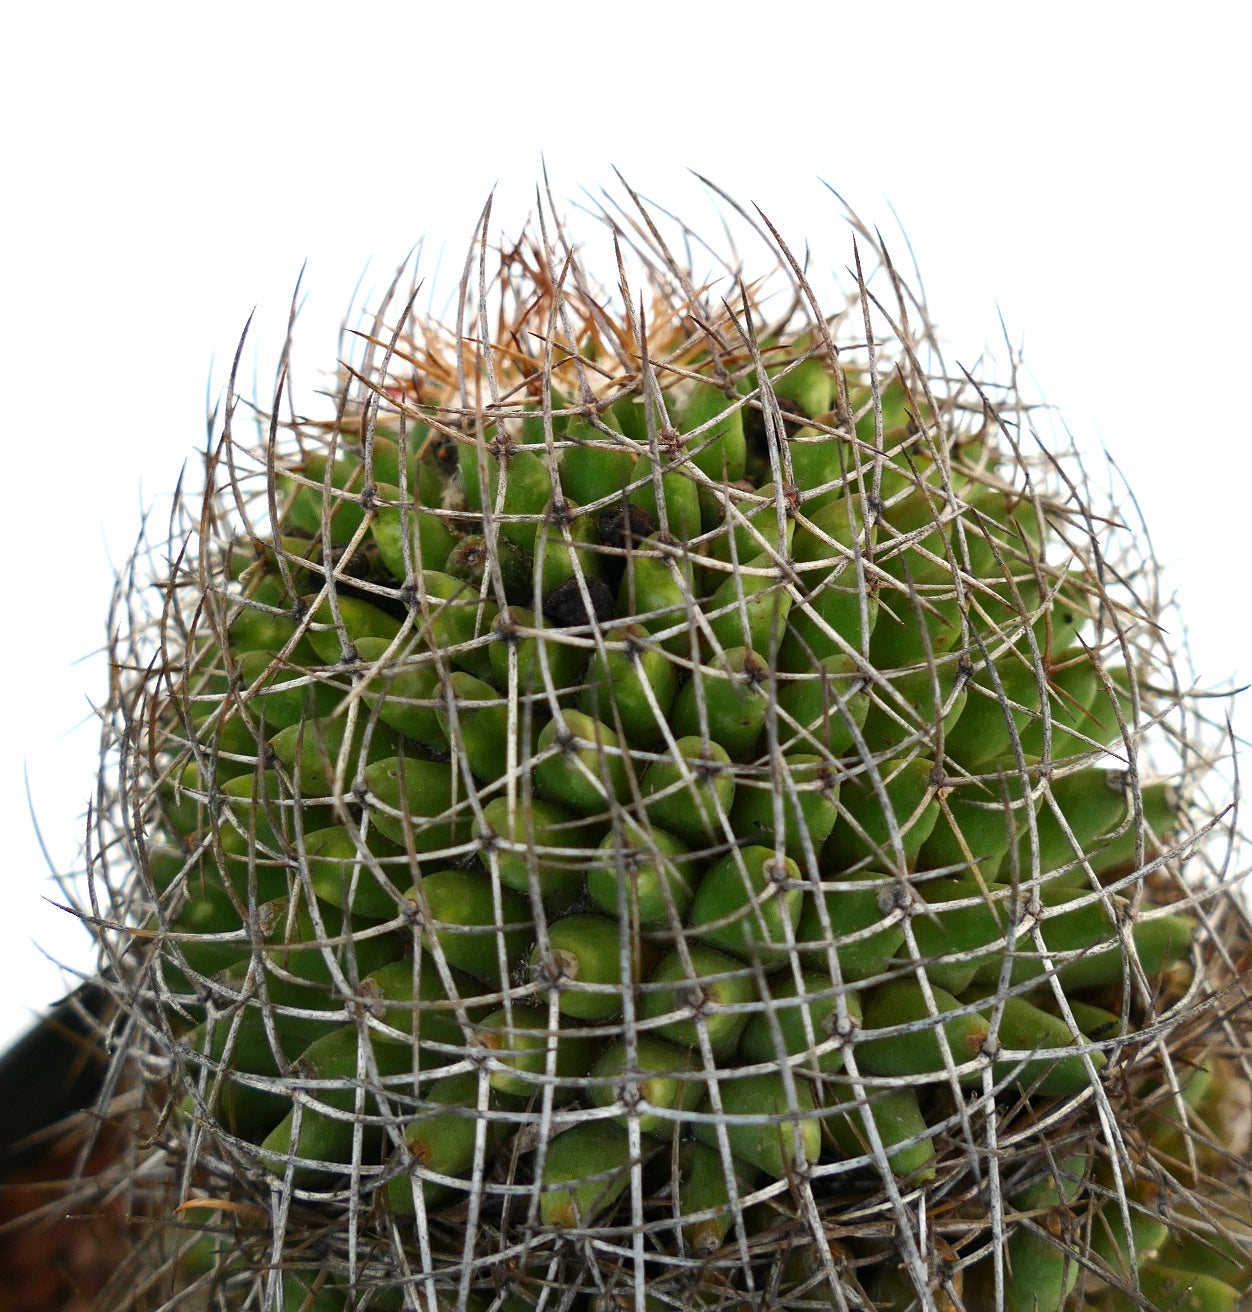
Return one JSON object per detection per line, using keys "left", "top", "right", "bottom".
{"left": 81, "top": 181, "right": 1251, "bottom": 1312}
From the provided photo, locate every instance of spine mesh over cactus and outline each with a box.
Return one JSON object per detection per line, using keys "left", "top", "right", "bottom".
{"left": 81, "top": 183, "right": 1251, "bottom": 1312}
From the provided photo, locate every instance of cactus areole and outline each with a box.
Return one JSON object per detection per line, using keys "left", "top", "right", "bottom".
{"left": 87, "top": 183, "right": 1250, "bottom": 1312}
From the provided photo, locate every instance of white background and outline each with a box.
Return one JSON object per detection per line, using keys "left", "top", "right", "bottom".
{"left": 1, "top": 2, "right": 1248, "bottom": 1050}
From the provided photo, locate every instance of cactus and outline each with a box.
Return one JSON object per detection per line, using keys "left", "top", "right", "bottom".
{"left": 78, "top": 181, "right": 1251, "bottom": 1312}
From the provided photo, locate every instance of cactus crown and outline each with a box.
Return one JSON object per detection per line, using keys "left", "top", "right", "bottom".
{"left": 80, "top": 181, "right": 1250, "bottom": 1312}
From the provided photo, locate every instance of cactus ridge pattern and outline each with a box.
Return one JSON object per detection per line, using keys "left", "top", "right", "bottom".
{"left": 76, "top": 183, "right": 1251, "bottom": 1312}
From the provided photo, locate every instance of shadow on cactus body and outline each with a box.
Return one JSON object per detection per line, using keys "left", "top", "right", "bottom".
{"left": 81, "top": 180, "right": 1251, "bottom": 1312}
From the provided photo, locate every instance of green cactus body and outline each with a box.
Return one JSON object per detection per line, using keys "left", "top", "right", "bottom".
{"left": 386, "top": 1070, "right": 509, "bottom": 1213}
{"left": 539, "top": 1119, "right": 635, "bottom": 1228}
{"left": 823, "top": 1083, "right": 937, "bottom": 1180}
{"left": 101, "top": 186, "right": 1247, "bottom": 1312}
{"left": 588, "top": 1035, "right": 705, "bottom": 1138}
{"left": 558, "top": 409, "right": 633, "bottom": 508}
{"left": 579, "top": 622, "right": 679, "bottom": 747}
{"left": 694, "top": 1071, "right": 822, "bottom": 1180}
{"left": 586, "top": 820, "right": 697, "bottom": 925}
